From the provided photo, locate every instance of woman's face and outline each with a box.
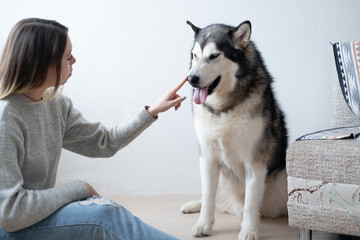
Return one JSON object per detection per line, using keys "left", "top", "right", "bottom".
{"left": 60, "top": 36, "right": 76, "bottom": 85}
{"left": 46, "top": 36, "right": 76, "bottom": 87}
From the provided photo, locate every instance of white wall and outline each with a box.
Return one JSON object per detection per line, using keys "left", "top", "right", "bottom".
{"left": 1, "top": 0, "right": 360, "bottom": 195}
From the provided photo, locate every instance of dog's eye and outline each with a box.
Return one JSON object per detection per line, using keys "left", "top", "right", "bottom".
{"left": 193, "top": 53, "right": 198, "bottom": 59}
{"left": 209, "top": 54, "right": 220, "bottom": 60}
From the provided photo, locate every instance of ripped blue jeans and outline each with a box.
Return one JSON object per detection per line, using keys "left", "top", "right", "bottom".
{"left": 2, "top": 197, "right": 179, "bottom": 240}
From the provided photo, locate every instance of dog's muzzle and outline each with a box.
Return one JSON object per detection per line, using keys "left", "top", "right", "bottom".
{"left": 188, "top": 75, "right": 221, "bottom": 104}
{"left": 188, "top": 75, "right": 200, "bottom": 87}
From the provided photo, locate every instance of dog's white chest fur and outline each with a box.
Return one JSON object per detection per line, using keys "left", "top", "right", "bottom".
{"left": 193, "top": 100, "right": 264, "bottom": 168}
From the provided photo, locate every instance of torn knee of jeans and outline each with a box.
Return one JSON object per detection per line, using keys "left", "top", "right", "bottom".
{"left": 79, "top": 197, "right": 116, "bottom": 206}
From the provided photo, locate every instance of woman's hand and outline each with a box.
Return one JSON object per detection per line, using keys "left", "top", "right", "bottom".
{"left": 83, "top": 181, "right": 100, "bottom": 197}
{"left": 147, "top": 77, "right": 188, "bottom": 118}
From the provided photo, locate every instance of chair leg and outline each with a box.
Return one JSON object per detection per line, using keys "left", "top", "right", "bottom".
{"left": 299, "top": 228, "right": 312, "bottom": 240}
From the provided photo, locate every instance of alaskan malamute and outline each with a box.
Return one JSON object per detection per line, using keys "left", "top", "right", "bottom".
{"left": 181, "top": 21, "right": 288, "bottom": 240}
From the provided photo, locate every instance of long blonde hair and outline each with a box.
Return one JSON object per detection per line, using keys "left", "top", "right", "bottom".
{"left": 0, "top": 18, "right": 68, "bottom": 101}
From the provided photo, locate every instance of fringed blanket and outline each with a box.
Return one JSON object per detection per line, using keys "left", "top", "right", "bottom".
{"left": 296, "top": 126, "right": 360, "bottom": 141}
{"left": 297, "top": 41, "right": 360, "bottom": 141}
{"left": 333, "top": 41, "right": 360, "bottom": 118}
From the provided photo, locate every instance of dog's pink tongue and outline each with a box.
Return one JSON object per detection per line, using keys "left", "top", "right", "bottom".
{"left": 193, "top": 87, "right": 208, "bottom": 104}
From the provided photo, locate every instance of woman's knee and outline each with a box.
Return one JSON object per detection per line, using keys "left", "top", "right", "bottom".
{"left": 47, "top": 197, "right": 122, "bottom": 227}
{"left": 77, "top": 197, "right": 121, "bottom": 218}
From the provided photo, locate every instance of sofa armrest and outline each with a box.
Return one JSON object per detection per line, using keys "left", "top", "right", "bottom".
{"left": 286, "top": 139, "right": 360, "bottom": 185}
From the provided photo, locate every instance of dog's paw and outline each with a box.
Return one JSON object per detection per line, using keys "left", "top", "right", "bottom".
{"left": 238, "top": 228, "right": 259, "bottom": 240}
{"left": 180, "top": 200, "right": 201, "bottom": 214}
{"left": 191, "top": 219, "right": 213, "bottom": 237}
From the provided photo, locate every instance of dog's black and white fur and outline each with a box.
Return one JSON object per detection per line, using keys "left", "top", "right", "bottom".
{"left": 180, "top": 21, "right": 288, "bottom": 240}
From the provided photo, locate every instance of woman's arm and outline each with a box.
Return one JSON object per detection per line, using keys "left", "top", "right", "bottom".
{"left": 62, "top": 78, "right": 187, "bottom": 157}
{"left": 0, "top": 124, "right": 90, "bottom": 232}
{"left": 62, "top": 99, "right": 157, "bottom": 157}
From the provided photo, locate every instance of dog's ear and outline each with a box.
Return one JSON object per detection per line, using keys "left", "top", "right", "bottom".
{"left": 232, "top": 20, "right": 252, "bottom": 49}
{"left": 186, "top": 20, "right": 201, "bottom": 38}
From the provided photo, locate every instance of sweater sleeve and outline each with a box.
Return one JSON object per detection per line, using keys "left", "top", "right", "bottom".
{"left": 62, "top": 97, "right": 156, "bottom": 157}
{"left": 0, "top": 123, "right": 90, "bottom": 232}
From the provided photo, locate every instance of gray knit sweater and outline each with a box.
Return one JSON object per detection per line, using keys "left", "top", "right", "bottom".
{"left": 0, "top": 93, "right": 156, "bottom": 232}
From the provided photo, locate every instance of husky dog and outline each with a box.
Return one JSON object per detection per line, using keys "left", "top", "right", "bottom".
{"left": 180, "top": 21, "right": 288, "bottom": 240}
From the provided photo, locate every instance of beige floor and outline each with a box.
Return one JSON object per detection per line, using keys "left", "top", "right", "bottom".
{"left": 110, "top": 194, "right": 340, "bottom": 240}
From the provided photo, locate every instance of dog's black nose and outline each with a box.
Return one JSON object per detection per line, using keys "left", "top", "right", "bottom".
{"left": 188, "top": 75, "right": 199, "bottom": 85}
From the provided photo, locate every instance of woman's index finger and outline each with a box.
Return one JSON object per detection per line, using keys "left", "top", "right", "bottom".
{"left": 173, "top": 77, "right": 188, "bottom": 92}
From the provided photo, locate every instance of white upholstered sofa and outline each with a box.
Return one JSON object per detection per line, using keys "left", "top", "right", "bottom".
{"left": 286, "top": 66, "right": 360, "bottom": 240}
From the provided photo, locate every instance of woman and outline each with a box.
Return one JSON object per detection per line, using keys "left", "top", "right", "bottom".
{"left": 0, "top": 18, "right": 186, "bottom": 240}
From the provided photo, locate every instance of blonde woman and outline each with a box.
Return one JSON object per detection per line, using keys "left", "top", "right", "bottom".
{"left": 0, "top": 18, "right": 186, "bottom": 240}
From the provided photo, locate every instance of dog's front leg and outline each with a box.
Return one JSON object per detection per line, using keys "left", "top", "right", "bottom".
{"left": 192, "top": 155, "right": 220, "bottom": 237}
{"left": 238, "top": 164, "right": 267, "bottom": 240}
